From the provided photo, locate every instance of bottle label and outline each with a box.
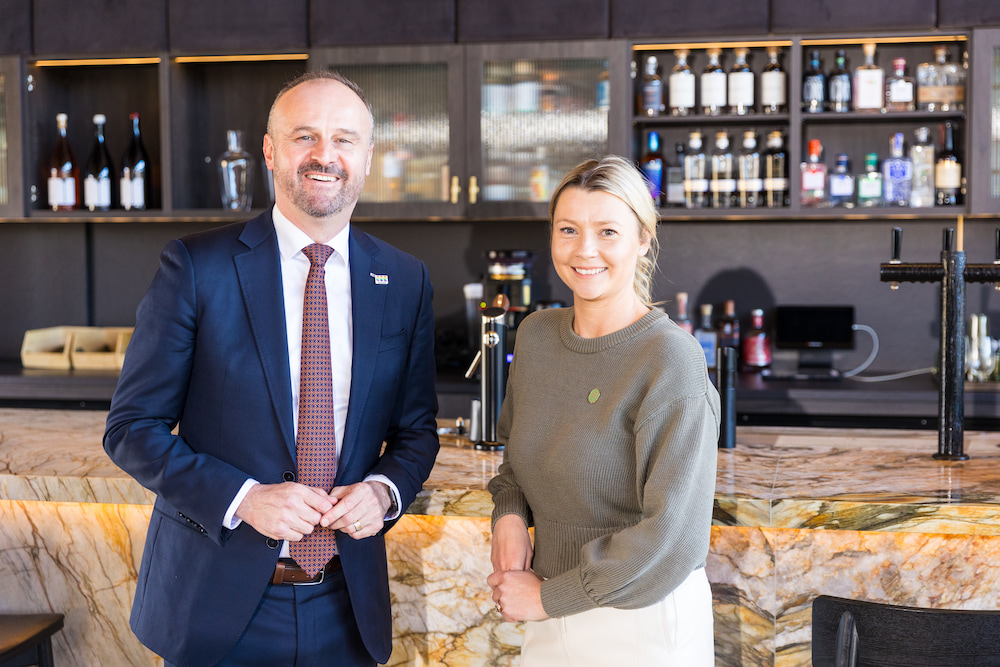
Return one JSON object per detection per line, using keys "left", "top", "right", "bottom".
{"left": 642, "top": 81, "right": 663, "bottom": 114}
{"left": 855, "top": 70, "right": 884, "bottom": 109}
{"left": 830, "top": 175, "right": 854, "bottom": 197}
{"left": 918, "top": 85, "right": 965, "bottom": 106}
{"left": 858, "top": 177, "right": 882, "bottom": 199}
{"left": 738, "top": 178, "right": 763, "bottom": 193}
{"left": 936, "top": 161, "right": 961, "bottom": 188}
{"left": 829, "top": 75, "right": 851, "bottom": 105}
{"left": 743, "top": 336, "right": 771, "bottom": 367}
{"left": 701, "top": 72, "right": 726, "bottom": 107}
{"left": 728, "top": 72, "right": 754, "bottom": 106}
{"left": 888, "top": 79, "right": 913, "bottom": 103}
{"left": 121, "top": 176, "right": 146, "bottom": 210}
{"left": 696, "top": 333, "right": 717, "bottom": 366}
{"left": 803, "top": 75, "right": 825, "bottom": 105}
{"left": 640, "top": 161, "right": 663, "bottom": 198}
{"left": 802, "top": 169, "right": 825, "bottom": 190}
{"left": 761, "top": 71, "right": 786, "bottom": 106}
{"left": 710, "top": 178, "right": 736, "bottom": 193}
{"left": 763, "top": 177, "right": 788, "bottom": 191}
{"left": 47, "top": 176, "right": 76, "bottom": 208}
{"left": 84, "top": 176, "right": 111, "bottom": 208}
{"left": 669, "top": 73, "right": 695, "bottom": 110}
{"left": 684, "top": 178, "right": 709, "bottom": 192}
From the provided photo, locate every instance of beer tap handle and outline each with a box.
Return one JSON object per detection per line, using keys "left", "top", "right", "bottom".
{"left": 891, "top": 227, "right": 902, "bottom": 263}
{"left": 994, "top": 229, "right": 1000, "bottom": 262}
{"left": 943, "top": 227, "right": 955, "bottom": 252}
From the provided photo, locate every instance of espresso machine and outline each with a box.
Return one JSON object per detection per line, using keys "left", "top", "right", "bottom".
{"left": 483, "top": 250, "right": 534, "bottom": 330}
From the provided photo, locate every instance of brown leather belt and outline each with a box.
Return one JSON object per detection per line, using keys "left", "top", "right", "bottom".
{"left": 271, "top": 557, "right": 341, "bottom": 586}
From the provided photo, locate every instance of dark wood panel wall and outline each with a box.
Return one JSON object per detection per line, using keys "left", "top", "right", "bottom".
{"left": 0, "top": 1, "right": 998, "bottom": 374}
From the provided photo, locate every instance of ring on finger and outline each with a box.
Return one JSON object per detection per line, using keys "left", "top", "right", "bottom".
{"left": 495, "top": 602, "right": 503, "bottom": 613}
{"left": 354, "top": 519, "right": 363, "bottom": 532}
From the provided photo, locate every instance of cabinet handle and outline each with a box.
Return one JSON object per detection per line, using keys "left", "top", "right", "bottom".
{"left": 450, "top": 175, "right": 462, "bottom": 204}
{"left": 469, "top": 176, "right": 479, "bottom": 205}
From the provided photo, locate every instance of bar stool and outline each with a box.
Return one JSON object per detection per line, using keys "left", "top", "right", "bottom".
{"left": 0, "top": 614, "right": 64, "bottom": 667}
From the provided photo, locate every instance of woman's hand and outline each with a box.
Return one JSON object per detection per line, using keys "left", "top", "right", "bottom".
{"left": 487, "top": 569, "right": 548, "bottom": 622}
{"left": 491, "top": 514, "right": 533, "bottom": 573}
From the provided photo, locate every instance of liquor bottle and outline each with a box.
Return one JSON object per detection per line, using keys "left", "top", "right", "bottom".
{"left": 853, "top": 42, "right": 884, "bottom": 112}
{"left": 84, "top": 113, "right": 113, "bottom": 212}
{"left": 121, "top": 112, "right": 152, "bottom": 211}
{"left": 701, "top": 48, "right": 727, "bottom": 116}
{"left": 741, "top": 308, "right": 771, "bottom": 373}
{"left": 710, "top": 131, "right": 735, "bottom": 209}
{"left": 856, "top": 153, "right": 884, "bottom": 207}
{"left": 640, "top": 55, "right": 663, "bottom": 116}
{"left": 683, "top": 131, "right": 708, "bottom": 209}
{"left": 828, "top": 49, "right": 852, "bottom": 112}
{"left": 675, "top": 292, "right": 694, "bottom": 334}
{"left": 763, "top": 131, "right": 789, "bottom": 208}
{"left": 736, "top": 130, "right": 761, "bottom": 208}
{"left": 828, "top": 153, "right": 855, "bottom": 208}
{"left": 47, "top": 113, "right": 80, "bottom": 211}
{"left": 761, "top": 46, "right": 787, "bottom": 115}
{"left": 664, "top": 142, "right": 686, "bottom": 207}
{"left": 882, "top": 133, "right": 912, "bottom": 207}
{"left": 885, "top": 57, "right": 915, "bottom": 112}
{"left": 694, "top": 303, "right": 717, "bottom": 367}
{"left": 935, "top": 121, "right": 962, "bottom": 206}
{"left": 909, "top": 126, "right": 935, "bottom": 208}
{"left": 800, "top": 138, "right": 826, "bottom": 207}
{"left": 640, "top": 131, "right": 664, "bottom": 204}
{"left": 669, "top": 49, "right": 696, "bottom": 117}
{"left": 802, "top": 50, "right": 826, "bottom": 113}
{"left": 716, "top": 299, "right": 740, "bottom": 352}
{"left": 728, "top": 47, "right": 754, "bottom": 115}
{"left": 916, "top": 45, "right": 966, "bottom": 112}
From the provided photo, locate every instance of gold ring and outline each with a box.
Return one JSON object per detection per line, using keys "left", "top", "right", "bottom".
{"left": 495, "top": 602, "right": 503, "bottom": 613}
{"left": 354, "top": 520, "right": 363, "bottom": 532}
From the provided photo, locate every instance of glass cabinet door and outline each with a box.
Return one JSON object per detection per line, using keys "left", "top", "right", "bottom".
{"left": 0, "top": 57, "right": 25, "bottom": 219}
{"left": 970, "top": 28, "right": 1000, "bottom": 215}
{"left": 311, "top": 45, "right": 466, "bottom": 221}
{"left": 465, "top": 41, "right": 630, "bottom": 219}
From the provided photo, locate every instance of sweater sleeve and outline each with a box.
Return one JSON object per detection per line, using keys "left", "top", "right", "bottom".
{"left": 538, "top": 385, "right": 720, "bottom": 617}
{"left": 488, "top": 340, "right": 533, "bottom": 530}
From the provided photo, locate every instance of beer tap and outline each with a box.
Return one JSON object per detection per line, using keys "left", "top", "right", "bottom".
{"left": 880, "top": 223, "right": 1000, "bottom": 459}
{"left": 464, "top": 294, "right": 510, "bottom": 451}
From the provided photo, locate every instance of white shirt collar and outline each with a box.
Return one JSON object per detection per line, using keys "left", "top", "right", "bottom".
{"left": 271, "top": 205, "right": 351, "bottom": 267}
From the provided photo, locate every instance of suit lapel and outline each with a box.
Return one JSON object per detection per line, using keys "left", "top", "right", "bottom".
{"left": 340, "top": 229, "right": 387, "bottom": 478}
{"left": 234, "top": 214, "right": 296, "bottom": 460}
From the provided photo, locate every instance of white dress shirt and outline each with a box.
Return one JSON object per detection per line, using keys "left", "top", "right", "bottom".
{"left": 224, "top": 208, "right": 401, "bottom": 553}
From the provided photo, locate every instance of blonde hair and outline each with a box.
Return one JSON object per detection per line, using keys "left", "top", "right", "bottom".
{"left": 548, "top": 155, "right": 660, "bottom": 306}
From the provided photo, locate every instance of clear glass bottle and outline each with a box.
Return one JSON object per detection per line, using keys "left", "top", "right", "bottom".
{"left": 935, "top": 121, "right": 962, "bottom": 206}
{"left": 856, "top": 153, "right": 884, "bottom": 207}
{"left": 120, "top": 112, "right": 151, "bottom": 211}
{"left": 828, "top": 49, "right": 852, "bottom": 112}
{"left": 916, "top": 45, "right": 966, "bottom": 112}
{"left": 763, "top": 131, "right": 789, "bottom": 208}
{"left": 736, "top": 130, "right": 761, "bottom": 208}
{"left": 675, "top": 291, "right": 694, "bottom": 334}
{"left": 683, "top": 130, "right": 708, "bottom": 209}
{"left": 701, "top": 48, "right": 727, "bottom": 116}
{"left": 800, "top": 138, "right": 827, "bottom": 207}
{"left": 909, "top": 126, "right": 935, "bottom": 208}
{"left": 640, "top": 55, "right": 663, "bottom": 117}
{"left": 639, "top": 131, "right": 664, "bottom": 204}
{"left": 885, "top": 57, "right": 915, "bottom": 112}
{"left": 84, "top": 113, "right": 113, "bottom": 212}
{"left": 669, "top": 49, "right": 696, "bottom": 116}
{"left": 853, "top": 42, "right": 884, "bottom": 112}
{"left": 761, "top": 46, "right": 787, "bottom": 114}
{"left": 218, "top": 129, "right": 255, "bottom": 211}
{"left": 710, "top": 131, "right": 735, "bottom": 208}
{"left": 802, "top": 49, "right": 826, "bottom": 113}
{"left": 728, "top": 47, "right": 754, "bottom": 115}
{"left": 664, "top": 142, "right": 686, "bottom": 207}
{"left": 828, "top": 153, "right": 855, "bottom": 208}
{"left": 694, "top": 303, "right": 717, "bottom": 367}
{"left": 47, "top": 112, "right": 80, "bottom": 211}
{"left": 742, "top": 308, "right": 772, "bottom": 373}
{"left": 882, "top": 133, "right": 912, "bottom": 207}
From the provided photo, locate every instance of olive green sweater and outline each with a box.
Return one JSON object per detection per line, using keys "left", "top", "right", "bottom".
{"left": 489, "top": 307, "right": 720, "bottom": 618}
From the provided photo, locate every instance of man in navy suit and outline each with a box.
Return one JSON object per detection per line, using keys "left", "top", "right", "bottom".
{"left": 104, "top": 70, "right": 439, "bottom": 666}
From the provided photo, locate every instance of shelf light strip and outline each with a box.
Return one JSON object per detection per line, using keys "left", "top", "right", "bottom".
{"left": 634, "top": 40, "right": 793, "bottom": 51}
{"left": 802, "top": 35, "right": 967, "bottom": 46}
{"left": 173, "top": 54, "right": 309, "bottom": 64}
{"left": 33, "top": 57, "right": 162, "bottom": 67}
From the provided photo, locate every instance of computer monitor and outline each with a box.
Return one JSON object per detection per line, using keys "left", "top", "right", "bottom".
{"left": 766, "top": 305, "right": 855, "bottom": 380}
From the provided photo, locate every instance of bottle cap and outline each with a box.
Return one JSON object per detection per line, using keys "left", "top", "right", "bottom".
{"left": 56, "top": 112, "right": 68, "bottom": 123}
{"left": 92, "top": 114, "right": 106, "bottom": 125}
{"left": 893, "top": 57, "right": 906, "bottom": 70}
{"left": 715, "top": 131, "right": 729, "bottom": 148}
{"left": 863, "top": 42, "right": 877, "bottom": 57}
{"left": 865, "top": 153, "right": 879, "bottom": 169}
{"left": 808, "top": 138, "right": 822, "bottom": 156}
{"left": 743, "top": 130, "right": 756, "bottom": 148}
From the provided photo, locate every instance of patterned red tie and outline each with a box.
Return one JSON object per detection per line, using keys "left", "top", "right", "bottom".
{"left": 289, "top": 243, "right": 338, "bottom": 576}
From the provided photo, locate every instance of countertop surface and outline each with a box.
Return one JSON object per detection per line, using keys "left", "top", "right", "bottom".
{"left": 3, "top": 408, "right": 1000, "bottom": 533}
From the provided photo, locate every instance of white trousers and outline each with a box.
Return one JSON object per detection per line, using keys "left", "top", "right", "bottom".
{"left": 520, "top": 567, "right": 714, "bottom": 666}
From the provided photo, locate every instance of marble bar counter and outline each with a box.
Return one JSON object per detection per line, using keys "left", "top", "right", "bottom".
{"left": 3, "top": 409, "right": 1000, "bottom": 666}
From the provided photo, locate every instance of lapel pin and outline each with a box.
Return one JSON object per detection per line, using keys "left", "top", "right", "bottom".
{"left": 370, "top": 272, "right": 389, "bottom": 285}
{"left": 588, "top": 388, "right": 601, "bottom": 404}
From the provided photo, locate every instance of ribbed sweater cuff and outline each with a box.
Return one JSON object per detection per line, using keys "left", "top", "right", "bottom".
{"left": 491, "top": 494, "right": 531, "bottom": 530}
{"left": 539, "top": 569, "right": 598, "bottom": 618}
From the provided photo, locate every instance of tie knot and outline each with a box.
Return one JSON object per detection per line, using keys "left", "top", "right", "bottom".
{"left": 302, "top": 243, "right": 334, "bottom": 267}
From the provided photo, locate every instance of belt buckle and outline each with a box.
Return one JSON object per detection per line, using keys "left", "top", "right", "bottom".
{"left": 294, "top": 569, "right": 324, "bottom": 586}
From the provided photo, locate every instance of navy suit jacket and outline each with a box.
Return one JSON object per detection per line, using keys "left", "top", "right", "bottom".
{"left": 104, "top": 212, "right": 440, "bottom": 666}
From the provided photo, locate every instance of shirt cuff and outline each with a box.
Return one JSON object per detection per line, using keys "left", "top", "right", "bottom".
{"left": 365, "top": 474, "right": 402, "bottom": 520}
{"left": 224, "top": 478, "right": 260, "bottom": 530}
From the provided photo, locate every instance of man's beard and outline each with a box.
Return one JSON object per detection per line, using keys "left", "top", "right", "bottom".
{"left": 276, "top": 160, "right": 366, "bottom": 218}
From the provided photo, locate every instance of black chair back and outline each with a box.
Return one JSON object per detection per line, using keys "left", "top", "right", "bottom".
{"left": 812, "top": 595, "right": 1000, "bottom": 667}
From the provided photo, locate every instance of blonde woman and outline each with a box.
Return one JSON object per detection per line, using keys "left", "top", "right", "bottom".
{"left": 487, "top": 155, "right": 719, "bottom": 665}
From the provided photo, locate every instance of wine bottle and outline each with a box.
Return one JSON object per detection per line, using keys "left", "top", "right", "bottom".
{"left": 84, "top": 114, "right": 114, "bottom": 211}
{"left": 935, "top": 121, "right": 962, "bottom": 206}
{"left": 47, "top": 113, "right": 80, "bottom": 211}
{"left": 674, "top": 292, "right": 694, "bottom": 334}
{"left": 639, "top": 130, "right": 664, "bottom": 204}
{"left": 120, "top": 112, "right": 152, "bottom": 211}
{"left": 741, "top": 309, "right": 771, "bottom": 373}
